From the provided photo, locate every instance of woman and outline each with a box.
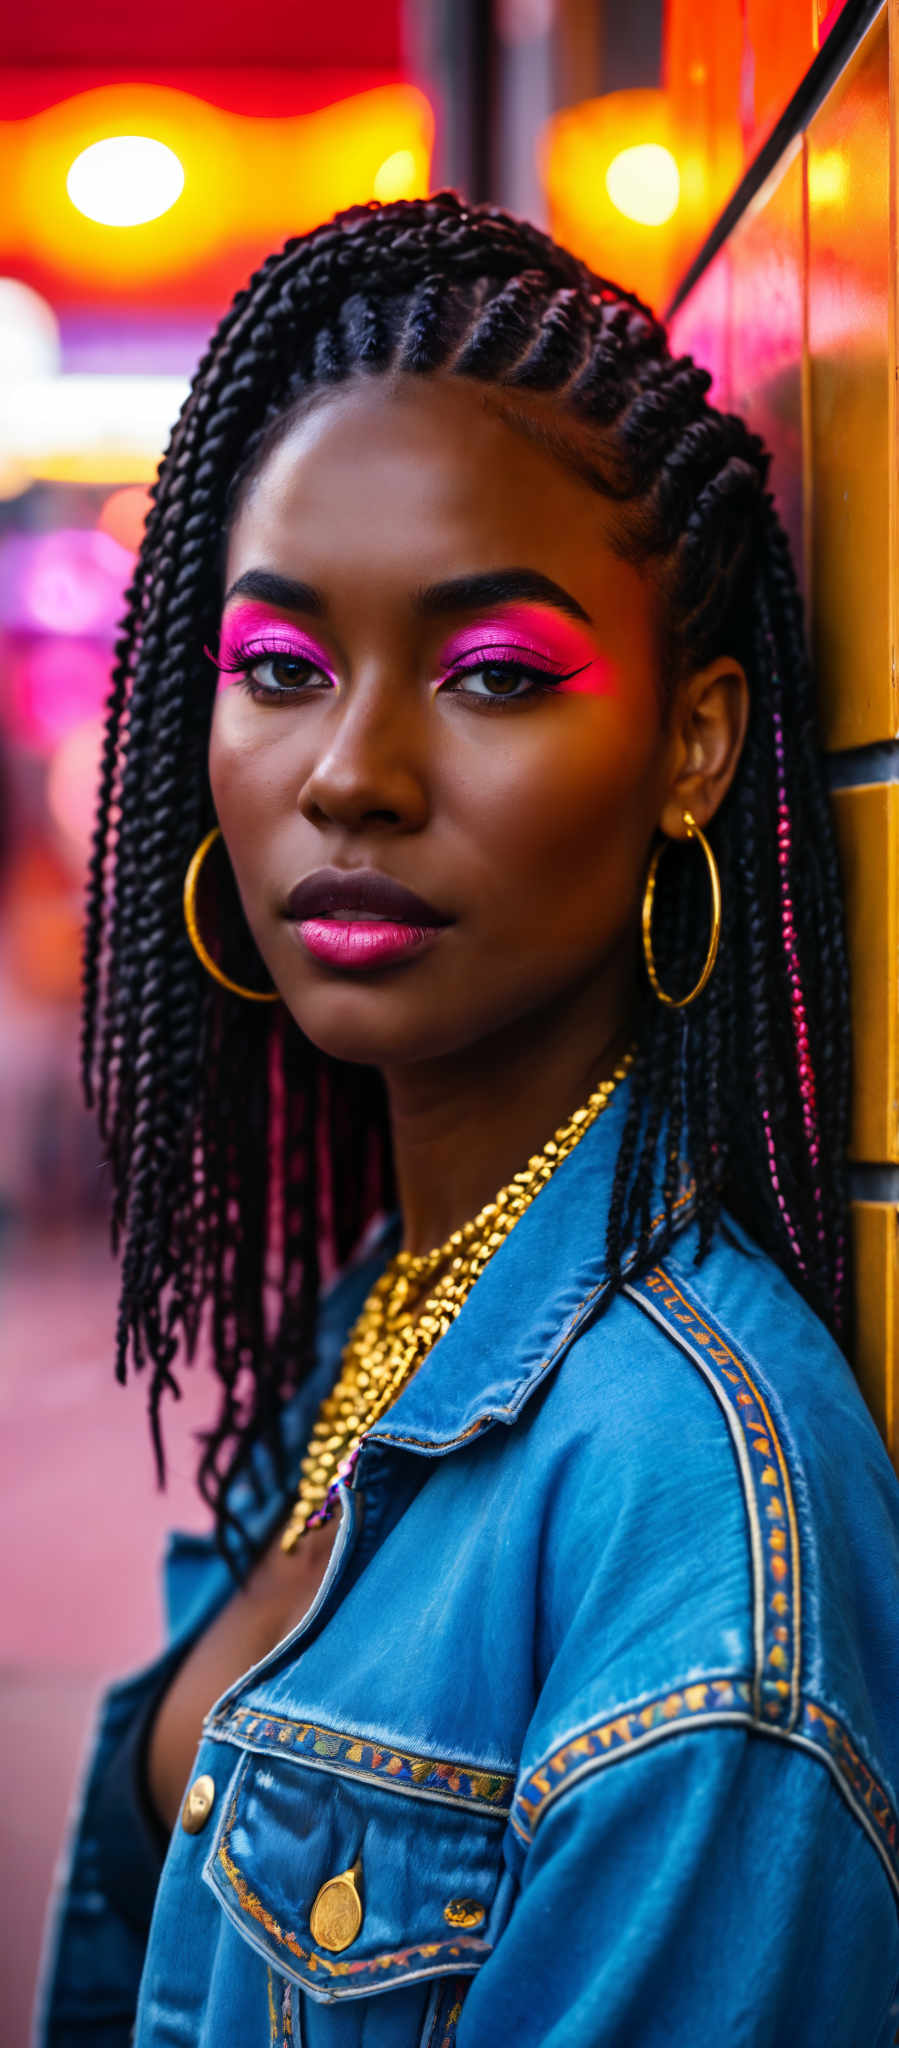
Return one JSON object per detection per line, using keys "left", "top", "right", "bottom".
{"left": 37, "top": 192, "right": 899, "bottom": 2046}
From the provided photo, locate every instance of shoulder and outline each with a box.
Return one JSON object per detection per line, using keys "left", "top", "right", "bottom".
{"left": 522, "top": 1209, "right": 899, "bottom": 1907}
{"left": 543, "top": 1206, "right": 898, "bottom": 1595}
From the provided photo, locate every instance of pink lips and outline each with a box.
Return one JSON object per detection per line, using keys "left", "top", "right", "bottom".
{"left": 284, "top": 865, "right": 451, "bottom": 969}
{"left": 293, "top": 919, "right": 445, "bottom": 970}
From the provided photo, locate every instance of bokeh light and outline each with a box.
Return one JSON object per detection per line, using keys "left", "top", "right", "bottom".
{"left": 46, "top": 715, "right": 105, "bottom": 868}
{"left": 66, "top": 135, "right": 186, "bottom": 227}
{"left": 0, "top": 374, "right": 189, "bottom": 487}
{"left": 605, "top": 143, "right": 680, "bottom": 225}
{"left": 98, "top": 484, "right": 152, "bottom": 554}
{"left": 0, "top": 529, "right": 134, "bottom": 636}
{"left": 373, "top": 148, "right": 419, "bottom": 201}
{"left": 7, "top": 640, "right": 112, "bottom": 752}
{"left": 540, "top": 88, "right": 683, "bottom": 308}
{"left": 0, "top": 277, "right": 60, "bottom": 380}
{"left": 6, "top": 83, "right": 433, "bottom": 300}
{"left": 808, "top": 148, "right": 848, "bottom": 207}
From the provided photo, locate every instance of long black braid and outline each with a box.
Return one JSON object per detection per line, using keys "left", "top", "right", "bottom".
{"left": 80, "top": 192, "right": 851, "bottom": 1571}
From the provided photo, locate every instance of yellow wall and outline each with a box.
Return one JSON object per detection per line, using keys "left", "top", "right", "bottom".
{"left": 670, "top": 2, "right": 899, "bottom": 1463}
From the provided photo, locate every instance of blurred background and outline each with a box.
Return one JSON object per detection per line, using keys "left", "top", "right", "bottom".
{"left": 1, "top": 0, "right": 896, "bottom": 2040}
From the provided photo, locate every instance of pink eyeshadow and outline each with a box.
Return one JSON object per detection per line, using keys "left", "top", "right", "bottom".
{"left": 215, "top": 600, "right": 334, "bottom": 691}
{"left": 436, "top": 605, "right": 617, "bottom": 697}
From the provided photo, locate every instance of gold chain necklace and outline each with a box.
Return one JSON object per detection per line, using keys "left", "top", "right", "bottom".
{"left": 280, "top": 1047, "right": 635, "bottom": 1553}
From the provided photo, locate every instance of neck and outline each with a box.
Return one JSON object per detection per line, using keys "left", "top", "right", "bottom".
{"left": 381, "top": 972, "right": 636, "bottom": 1259}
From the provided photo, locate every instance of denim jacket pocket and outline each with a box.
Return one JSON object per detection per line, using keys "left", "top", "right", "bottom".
{"left": 201, "top": 1737, "right": 514, "bottom": 2007}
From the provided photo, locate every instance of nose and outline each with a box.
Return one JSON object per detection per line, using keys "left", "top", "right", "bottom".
{"left": 297, "top": 671, "right": 429, "bottom": 834}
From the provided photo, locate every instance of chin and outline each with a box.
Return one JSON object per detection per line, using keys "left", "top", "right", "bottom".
{"left": 282, "top": 990, "right": 451, "bottom": 1069}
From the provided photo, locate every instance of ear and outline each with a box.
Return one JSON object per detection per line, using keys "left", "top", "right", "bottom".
{"left": 657, "top": 656, "right": 750, "bottom": 839}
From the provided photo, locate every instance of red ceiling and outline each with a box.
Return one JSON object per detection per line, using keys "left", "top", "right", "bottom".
{"left": 0, "top": 1, "right": 402, "bottom": 70}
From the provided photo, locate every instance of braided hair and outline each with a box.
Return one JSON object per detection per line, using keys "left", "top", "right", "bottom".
{"left": 81, "top": 191, "right": 851, "bottom": 1570}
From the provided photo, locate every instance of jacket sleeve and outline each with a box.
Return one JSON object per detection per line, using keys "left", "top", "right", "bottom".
{"left": 457, "top": 1721, "right": 899, "bottom": 2047}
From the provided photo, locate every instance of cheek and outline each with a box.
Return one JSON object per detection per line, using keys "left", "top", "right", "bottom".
{"left": 454, "top": 702, "right": 661, "bottom": 893}
{"left": 208, "top": 695, "right": 276, "bottom": 812}
{"left": 206, "top": 702, "right": 276, "bottom": 876}
{"left": 207, "top": 700, "right": 238, "bottom": 813}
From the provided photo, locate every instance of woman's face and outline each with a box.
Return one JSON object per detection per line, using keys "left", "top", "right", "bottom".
{"left": 209, "top": 371, "right": 732, "bottom": 1073}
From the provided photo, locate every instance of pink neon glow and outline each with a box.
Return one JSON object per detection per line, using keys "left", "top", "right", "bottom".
{"left": 293, "top": 918, "right": 445, "bottom": 971}
{"left": 46, "top": 715, "right": 105, "bottom": 866}
{"left": 0, "top": 530, "right": 134, "bottom": 638}
{"left": 9, "top": 638, "right": 111, "bottom": 751}
{"left": 436, "top": 606, "right": 614, "bottom": 695}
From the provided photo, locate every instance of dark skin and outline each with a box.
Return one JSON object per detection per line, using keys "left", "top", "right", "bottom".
{"left": 208, "top": 370, "right": 748, "bottom": 1251}
{"left": 146, "top": 369, "right": 749, "bottom": 1832}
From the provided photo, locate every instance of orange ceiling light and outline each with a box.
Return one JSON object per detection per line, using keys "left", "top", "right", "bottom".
{"left": 0, "top": 80, "right": 433, "bottom": 305}
{"left": 539, "top": 89, "right": 686, "bottom": 314}
{"left": 605, "top": 143, "right": 680, "bottom": 227}
{"left": 372, "top": 147, "right": 420, "bottom": 202}
{"left": 66, "top": 133, "right": 186, "bottom": 225}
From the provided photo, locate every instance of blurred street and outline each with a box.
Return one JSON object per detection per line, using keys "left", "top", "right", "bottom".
{"left": 0, "top": 1219, "right": 216, "bottom": 2048}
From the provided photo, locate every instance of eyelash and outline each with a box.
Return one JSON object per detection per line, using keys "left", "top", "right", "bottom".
{"left": 208, "top": 639, "right": 587, "bottom": 708}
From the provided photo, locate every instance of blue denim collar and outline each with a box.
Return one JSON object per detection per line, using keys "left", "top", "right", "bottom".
{"left": 360, "top": 1070, "right": 695, "bottom": 1453}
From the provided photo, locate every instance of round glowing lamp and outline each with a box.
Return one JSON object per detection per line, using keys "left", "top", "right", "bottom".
{"left": 66, "top": 136, "right": 185, "bottom": 227}
{"left": 539, "top": 88, "right": 683, "bottom": 312}
{"left": 605, "top": 144, "right": 680, "bottom": 227}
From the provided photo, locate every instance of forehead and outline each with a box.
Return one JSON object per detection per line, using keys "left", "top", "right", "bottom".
{"left": 224, "top": 372, "right": 628, "bottom": 596}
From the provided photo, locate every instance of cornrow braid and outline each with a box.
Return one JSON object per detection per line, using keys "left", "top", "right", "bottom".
{"left": 80, "top": 191, "right": 851, "bottom": 1573}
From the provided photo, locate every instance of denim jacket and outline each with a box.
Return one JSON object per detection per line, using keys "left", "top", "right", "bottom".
{"left": 35, "top": 1080, "right": 899, "bottom": 2046}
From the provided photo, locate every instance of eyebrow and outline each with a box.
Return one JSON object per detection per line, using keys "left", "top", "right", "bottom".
{"left": 222, "top": 566, "right": 593, "bottom": 626}
{"left": 223, "top": 568, "right": 325, "bottom": 615}
{"left": 415, "top": 568, "right": 592, "bottom": 624}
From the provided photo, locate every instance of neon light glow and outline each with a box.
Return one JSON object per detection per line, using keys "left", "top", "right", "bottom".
{"left": 1, "top": 83, "right": 434, "bottom": 304}
{"left": 0, "top": 373, "right": 189, "bottom": 487}
{"left": 0, "top": 529, "right": 134, "bottom": 635}
{"left": 46, "top": 716, "right": 106, "bottom": 866}
{"left": 807, "top": 149, "right": 848, "bottom": 208}
{"left": 10, "top": 641, "right": 111, "bottom": 751}
{"left": 98, "top": 485, "right": 153, "bottom": 554}
{"left": 373, "top": 150, "right": 420, "bottom": 201}
{"left": 540, "top": 88, "right": 684, "bottom": 308}
{"left": 66, "top": 135, "right": 186, "bottom": 227}
{"left": 605, "top": 144, "right": 680, "bottom": 226}
{"left": 0, "top": 278, "right": 60, "bottom": 380}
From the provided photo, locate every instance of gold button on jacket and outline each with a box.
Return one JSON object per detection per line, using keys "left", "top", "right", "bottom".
{"left": 309, "top": 1863, "right": 363, "bottom": 1952}
{"left": 443, "top": 1897, "right": 486, "bottom": 1929}
{"left": 181, "top": 1774, "right": 216, "bottom": 1834}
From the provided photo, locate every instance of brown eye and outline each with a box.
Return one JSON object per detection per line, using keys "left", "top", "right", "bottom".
{"left": 237, "top": 653, "right": 333, "bottom": 701}
{"left": 269, "top": 657, "right": 309, "bottom": 685}
{"left": 480, "top": 665, "right": 528, "bottom": 695}
{"left": 441, "top": 661, "right": 561, "bottom": 703}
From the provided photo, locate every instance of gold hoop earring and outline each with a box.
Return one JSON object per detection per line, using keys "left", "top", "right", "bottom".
{"left": 182, "top": 826, "right": 280, "bottom": 1003}
{"left": 641, "top": 809, "right": 722, "bottom": 1009}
